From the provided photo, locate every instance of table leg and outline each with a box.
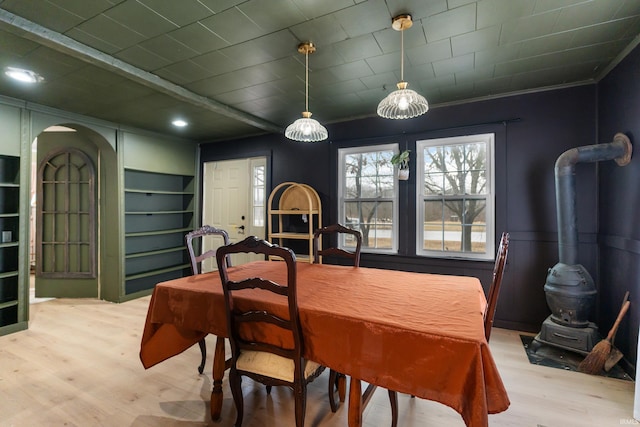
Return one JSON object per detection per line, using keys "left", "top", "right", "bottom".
{"left": 348, "top": 377, "right": 377, "bottom": 427}
{"left": 348, "top": 377, "right": 363, "bottom": 427}
{"left": 210, "top": 336, "right": 226, "bottom": 421}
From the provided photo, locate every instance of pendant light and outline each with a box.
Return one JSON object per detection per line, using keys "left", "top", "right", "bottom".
{"left": 377, "top": 15, "right": 429, "bottom": 119}
{"left": 285, "top": 42, "right": 328, "bottom": 142}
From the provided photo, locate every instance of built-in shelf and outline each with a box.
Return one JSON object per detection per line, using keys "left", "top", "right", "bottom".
{"left": 0, "top": 300, "right": 18, "bottom": 310}
{"left": 0, "top": 154, "right": 20, "bottom": 330}
{"left": 125, "top": 246, "right": 186, "bottom": 259}
{"left": 0, "top": 270, "right": 18, "bottom": 279}
{"left": 124, "top": 169, "right": 194, "bottom": 295}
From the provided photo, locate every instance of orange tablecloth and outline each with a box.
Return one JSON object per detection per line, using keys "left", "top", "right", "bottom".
{"left": 140, "top": 261, "right": 509, "bottom": 427}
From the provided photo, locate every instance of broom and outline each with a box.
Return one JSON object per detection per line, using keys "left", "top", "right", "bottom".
{"left": 604, "top": 291, "right": 630, "bottom": 371}
{"left": 578, "top": 299, "right": 630, "bottom": 374}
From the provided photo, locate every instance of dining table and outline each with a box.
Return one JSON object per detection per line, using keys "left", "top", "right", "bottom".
{"left": 140, "top": 260, "right": 510, "bottom": 427}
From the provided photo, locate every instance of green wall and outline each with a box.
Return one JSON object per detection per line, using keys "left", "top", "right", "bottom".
{"left": 0, "top": 95, "right": 198, "bottom": 335}
{"left": 123, "top": 132, "right": 196, "bottom": 176}
{"left": 0, "top": 103, "right": 22, "bottom": 157}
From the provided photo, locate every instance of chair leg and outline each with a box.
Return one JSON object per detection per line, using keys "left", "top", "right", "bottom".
{"left": 229, "top": 369, "right": 244, "bottom": 427}
{"left": 328, "top": 370, "right": 347, "bottom": 412}
{"left": 197, "top": 337, "right": 206, "bottom": 374}
{"left": 293, "top": 381, "right": 307, "bottom": 427}
{"left": 388, "top": 390, "right": 398, "bottom": 427}
{"left": 337, "top": 373, "right": 346, "bottom": 402}
{"left": 328, "top": 369, "right": 338, "bottom": 412}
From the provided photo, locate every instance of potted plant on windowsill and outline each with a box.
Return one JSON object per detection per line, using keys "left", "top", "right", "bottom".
{"left": 391, "top": 149, "right": 410, "bottom": 180}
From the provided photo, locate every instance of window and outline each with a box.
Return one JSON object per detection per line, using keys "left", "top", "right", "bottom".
{"left": 252, "top": 163, "right": 265, "bottom": 227}
{"left": 416, "top": 134, "right": 494, "bottom": 260}
{"left": 338, "top": 144, "right": 398, "bottom": 253}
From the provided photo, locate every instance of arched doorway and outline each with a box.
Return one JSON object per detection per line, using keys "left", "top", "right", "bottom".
{"left": 30, "top": 124, "right": 119, "bottom": 300}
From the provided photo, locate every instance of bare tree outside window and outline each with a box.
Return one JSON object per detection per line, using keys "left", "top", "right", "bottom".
{"left": 340, "top": 146, "right": 397, "bottom": 251}
{"left": 418, "top": 134, "right": 494, "bottom": 259}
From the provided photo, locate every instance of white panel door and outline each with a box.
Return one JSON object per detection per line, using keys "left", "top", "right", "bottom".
{"left": 202, "top": 158, "right": 265, "bottom": 269}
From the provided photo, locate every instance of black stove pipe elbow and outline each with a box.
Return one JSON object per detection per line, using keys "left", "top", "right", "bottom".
{"left": 555, "top": 133, "right": 632, "bottom": 265}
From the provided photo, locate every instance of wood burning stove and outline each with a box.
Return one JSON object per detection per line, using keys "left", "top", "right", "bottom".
{"left": 533, "top": 133, "right": 632, "bottom": 354}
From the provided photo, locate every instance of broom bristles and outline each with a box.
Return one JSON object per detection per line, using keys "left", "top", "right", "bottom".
{"left": 578, "top": 299, "right": 630, "bottom": 375}
{"left": 578, "top": 339, "right": 612, "bottom": 374}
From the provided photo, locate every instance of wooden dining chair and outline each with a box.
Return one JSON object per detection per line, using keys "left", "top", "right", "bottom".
{"left": 393, "top": 233, "right": 510, "bottom": 425}
{"left": 185, "top": 225, "right": 231, "bottom": 374}
{"left": 313, "top": 223, "right": 362, "bottom": 266}
{"left": 216, "top": 236, "right": 328, "bottom": 427}
{"left": 484, "top": 232, "right": 510, "bottom": 342}
{"left": 313, "top": 224, "right": 361, "bottom": 410}
{"left": 313, "top": 224, "right": 398, "bottom": 426}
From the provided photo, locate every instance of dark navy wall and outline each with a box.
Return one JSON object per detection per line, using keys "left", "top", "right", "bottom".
{"left": 201, "top": 84, "right": 599, "bottom": 334}
{"left": 597, "top": 42, "right": 640, "bottom": 374}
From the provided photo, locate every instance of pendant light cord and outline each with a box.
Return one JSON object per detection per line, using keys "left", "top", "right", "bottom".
{"left": 305, "top": 50, "right": 309, "bottom": 112}
{"left": 400, "top": 27, "right": 404, "bottom": 82}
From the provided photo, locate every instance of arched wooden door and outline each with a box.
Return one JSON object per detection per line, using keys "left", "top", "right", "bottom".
{"left": 35, "top": 145, "right": 98, "bottom": 297}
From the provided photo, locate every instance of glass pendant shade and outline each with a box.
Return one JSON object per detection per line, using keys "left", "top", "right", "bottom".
{"left": 377, "top": 81, "right": 429, "bottom": 119}
{"left": 285, "top": 42, "right": 328, "bottom": 142}
{"left": 284, "top": 111, "right": 328, "bottom": 142}
{"left": 377, "top": 14, "right": 429, "bottom": 120}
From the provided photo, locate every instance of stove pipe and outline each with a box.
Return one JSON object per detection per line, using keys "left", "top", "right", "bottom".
{"left": 555, "top": 133, "right": 632, "bottom": 266}
{"left": 545, "top": 133, "right": 632, "bottom": 328}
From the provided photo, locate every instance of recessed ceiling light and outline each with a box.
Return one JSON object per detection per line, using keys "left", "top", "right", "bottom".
{"left": 172, "top": 119, "right": 188, "bottom": 127}
{"left": 5, "top": 67, "right": 44, "bottom": 83}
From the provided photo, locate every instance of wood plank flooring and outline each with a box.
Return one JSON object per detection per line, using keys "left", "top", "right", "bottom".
{"left": 0, "top": 296, "right": 635, "bottom": 427}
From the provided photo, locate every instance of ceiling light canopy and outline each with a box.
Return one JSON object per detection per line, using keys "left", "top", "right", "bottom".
{"left": 285, "top": 42, "right": 328, "bottom": 143}
{"left": 377, "top": 15, "right": 429, "bottom": 120}
{"left": 5, "top": 66, "right": 44, "bottom": 83}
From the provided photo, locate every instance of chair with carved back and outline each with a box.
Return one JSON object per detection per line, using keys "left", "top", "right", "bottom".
{"left": 185, "top": 225, "right": 232, "bottom": 374}
{"left": 313, "top": 224, "right": 398, "bottom": 426}
{"left": 216, "top": 236, "right": 327, "bottom": 427}
{"left": 313, "top": 223, "right": 362, "bottom": 266}
{"left": 484, "top": 232, "right": 510, "bottom": 342}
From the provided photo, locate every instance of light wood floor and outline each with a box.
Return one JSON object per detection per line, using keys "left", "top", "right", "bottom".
{"left": 0, "top": 296, "right": 635, "bottom": 427}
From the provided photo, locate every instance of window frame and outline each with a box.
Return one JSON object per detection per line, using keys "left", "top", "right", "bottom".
{"left": 416, "top": 133, "right": 495, "bottom": 261}
{"left": 338, "top": 143, "right": 399, "bottom": 254}
{"left": 251, "top": 160, "right": 265, "bottom": 228}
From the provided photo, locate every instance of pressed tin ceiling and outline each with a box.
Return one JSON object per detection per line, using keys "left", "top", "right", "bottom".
{"left": 0, "top": 0, "right": 638, "bottom": 142}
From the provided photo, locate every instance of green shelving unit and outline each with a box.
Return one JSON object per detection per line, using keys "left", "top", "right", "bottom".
{"left": 0, "top": 155, "right": 20, "bottom": 329}
{"left": 124, "top": 169, "right": 194, "bottom": 295}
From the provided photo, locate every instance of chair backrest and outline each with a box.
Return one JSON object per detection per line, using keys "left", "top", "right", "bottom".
{"left": 484, "top": 232, "right": 510, "bottom": 341}
{"left": 313, "top": 223, "right": 362, "bottom": 266}
{"left": 216, "top": 236, "right": 303, "bottom": 378}
{"left": 185, "top": 225, "right": 231, "bottom": 274}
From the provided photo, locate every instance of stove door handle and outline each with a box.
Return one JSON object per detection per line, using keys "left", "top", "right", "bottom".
{"left": 552, "top": 332, "right": 579, "bottom": 341}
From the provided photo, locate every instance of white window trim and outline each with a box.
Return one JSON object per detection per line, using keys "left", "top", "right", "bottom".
{"left": 250, "top": 158, "right": 266, "bottom": 229}
{"left": 338, "top": 143, "right": 399, "bottom": 254}
{"left": 416, "top": 133, "right": 495, "bottom": 261}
